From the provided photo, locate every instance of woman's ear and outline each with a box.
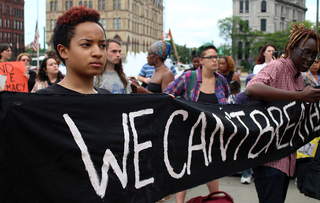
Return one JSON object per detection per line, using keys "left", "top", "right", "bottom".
{"left": 57, "top": 44, "right": 68, "bottom": 60}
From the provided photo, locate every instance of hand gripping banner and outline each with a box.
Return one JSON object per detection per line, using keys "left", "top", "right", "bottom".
{"left": 0, "top": 92, "right": 319, "bottom": 202}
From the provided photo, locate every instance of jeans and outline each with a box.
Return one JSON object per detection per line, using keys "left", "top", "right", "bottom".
{"left": 253, "top": 166, "right": 290, "bottom": 203}
{"left": 242, "top": 168, "right": 251, "bottom": 178}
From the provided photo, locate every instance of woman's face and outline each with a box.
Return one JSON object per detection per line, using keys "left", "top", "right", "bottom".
{"left": 1, "top": 47, "right": 11, "bottom": 62}
{"left": 20, "top": 55, "right": 30, "bottom": 68}
{"left": 199, "top": 48, "right": 218, "bottom": 71}
{"left": 192, "top": 57, "right": 200, "bottom": 69}
{"left": 147, "top": 52, "right": 158, "bottom": 66}
{"left": 310, "top": 61, "right": 320, "bottom": 74}
{"left": 263, "top": 46, "right": 275, "bottom": 62}
{"left": 45, "top": 58, "right": 59, "bottom": 75}
{"left": 58, "top": 21, "right": 107, "bottom": 77}
{"left": 219, "top": 58, "right": 228, "bottom": 73}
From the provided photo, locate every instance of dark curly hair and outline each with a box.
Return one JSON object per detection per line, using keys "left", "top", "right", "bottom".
{"left": 53, "top": 5, "right": 104, "bottom": 65}
{"left": 38, "top": 58, "right": 64, "bottom": 81}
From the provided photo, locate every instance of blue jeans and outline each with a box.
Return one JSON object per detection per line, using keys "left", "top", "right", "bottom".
{"left": 242, "top": 168, "right": 251, "bottom": 178}
{"left": 253, "top": 166, "right": 290, "bottom": 203}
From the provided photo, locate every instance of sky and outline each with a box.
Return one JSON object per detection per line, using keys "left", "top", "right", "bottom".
{"left": 24, "top": 0, "right": 319, "bottom": 49}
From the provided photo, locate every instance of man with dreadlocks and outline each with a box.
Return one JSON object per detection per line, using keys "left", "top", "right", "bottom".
{"left": 245, "top": 23, "right": 320, "bottom": 203}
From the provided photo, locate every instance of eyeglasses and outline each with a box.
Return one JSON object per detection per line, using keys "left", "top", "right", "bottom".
{"left": 22, "top": 59, "right": 30, "bottom": 62}
{"left": 296, "top": 47, "right": 318, "bottom": 61}
{"left": 201, "top": 55, "right": 219, "bottom": 61}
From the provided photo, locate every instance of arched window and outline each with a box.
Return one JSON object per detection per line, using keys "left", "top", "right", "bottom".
{"left": 238, "top": 41, "right": 243, "bottom": 60}
{"left": 261, "top": 1, "right": 266, "bottom": 12}
{"left": 239, "top": 1, "right": 243, "bottom": 13}
{"left": 245, "top": 1, "right": 249, "bottom": 13}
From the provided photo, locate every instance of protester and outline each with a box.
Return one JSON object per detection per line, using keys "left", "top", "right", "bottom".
{"left": 252, "top": 44, "right": 276, "bottom": 74}
{"left": 45, "top": 50, "right": 66, "bottom": 75}
{"left": 164, "top": 42, "right": 230, "bottom": 203}
{"left": 302, "top": 59, "right": 320, "bottom": 87}
{"left": 32, "top": 57, "right": 64, "bottom": 92}
{"left": 246, "top": 23, "right": 320, "bottom": 203}
{"left": 138, "top": 59, "right": 177, "bottom": 88}
{"left": 184, "top": 51, "right": 200, "bottom": 72}
{"left": 234, "top": 74, "right": 255, "bottom": 184}
{"left": 36, "top": 6, "right": 109, "bottom": 94}
{"left": 218, "top": 56, "right": 240, "bottom": 86}
{"left": 130, "top": 40, "right": 174, "bottom": 93}
{"left": 94, "top": 39, "right": 131, "bottom": 94}
{"left": 226, "top": 80, "right": 240, "bottom": 104}
{"left": 17, "top": 53, "right": 36, "bottom": 92}
{"left": 0, "top": 43, "right": 12, "bottom": 62}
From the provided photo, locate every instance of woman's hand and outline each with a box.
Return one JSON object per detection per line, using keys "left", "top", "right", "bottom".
{"left": 136, "top": 86, "right": 151, "bottom": 93}
{"left": 129, "top": 77, "right": 140, "bottom": 87}
{"left": 23, "top": 72, "right": 30, "bottom": 79}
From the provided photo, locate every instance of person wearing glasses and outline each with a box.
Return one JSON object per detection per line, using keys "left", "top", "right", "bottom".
{"left": 17, "top": 53, "right": 36, "bottom": 92}
{"left": 246, "top": 23, "right": 320, "bottom": 203}
{"left": 217, "top": 56, "right": 240, "bottom": 86}
{"left": 163, "top": 42, "right": 230, "bottom": 203}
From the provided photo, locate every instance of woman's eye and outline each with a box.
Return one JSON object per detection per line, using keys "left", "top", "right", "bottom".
{"left": 81, "top": 43, "right": 90, "bottom": 47}
{"left": 100, "top": 44, "right": 106, "bottom": 48}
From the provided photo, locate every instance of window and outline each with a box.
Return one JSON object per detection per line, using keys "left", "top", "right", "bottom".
{"left": 261, "top": 19, "right": 266, "bottom": 31}
{"left": 102, "top": 0, "right": 106, "bottom": 10}
{"left": 118, "top": 18, "right": 121, "bottom": 29}
{"left": 4, "top": 33, "right": 7, "bottom": 42}
{"left": 113, "top": 18, "right": 117, "bottom": 29}
{"left": 79, "top": 1, "right": 82, "bottom": 5}
{"left": 118, "top": 0, "right": 121, "bottom": 9}
{"left": 7, "top": 20, "right": 10, "bottom": 28}
{"left": 8, "top": 33, "right": 10, "bottom": 43}
{"left": 238, "top": 41, "right": 243, "bottom": 59}
{"left": 14, "top": 21, "right": 16, "bottom": 29}
{"left": 70, "top": 1, "right": 73, "bottom": 7}
{"left": 20, "top": 22, "right": 23, "bottom": 30}
{"left": 261, "top": 1, "right": 266, "bottom": 12}
{"left": 84, "top": 1, "right": 87, "bottom": 7}
{"left": 114, "top": 0, "right": 117, "bottom": 9}
{"left": 245, "top": 1, "right": 249, "bottom": 13}
{"left": 89, "top": 1, "right": 92, "bottom": 8}
{"left": 0, "top": 32, "right": 2, "bottom": 42}
{"left": 0, "top": 4, "right": 2, "bottom": 13}
{"left": 240, "top": 1, "right": 243, "bottom": 13}
{"left": 66, "top": 1, "right": 69, "bottom": 10}
{"left": 102, "top": 18, "right": 106, "bottom": 29}
{"left": 245, "top": 42, "right": 250, "bottom": 59}
{"left": 51, "top": 19, "right": 54, "bottom": 30}
{"left": 98, "top": 0, "right": 101, "bottom": 10}
{"left": 55, "top": 1, "right": 57, "bottom": 11}
{"left": 4, "top": 19, "right": 6, "bottom": 28}
{"left": 293, "top": 9, "right": 296, "bottom": 20}
{"left": 0, "top": 18, "right": 2, "bottom": 27}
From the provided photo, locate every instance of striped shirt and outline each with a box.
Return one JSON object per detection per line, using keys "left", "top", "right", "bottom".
{"left": 163, "top": 66, "right": 230, "bottom": 104}
{"left": 247, "top": 57, "right": 305, "bottom": 177}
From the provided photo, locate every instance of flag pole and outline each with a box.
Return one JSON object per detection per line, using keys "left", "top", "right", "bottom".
{"left": 36, "top": 0, "right": 39, "bottom": 69}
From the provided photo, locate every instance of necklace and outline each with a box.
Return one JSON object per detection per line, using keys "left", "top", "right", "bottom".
{"left": 155, "top": 65, "right": 166, "bottom": 70}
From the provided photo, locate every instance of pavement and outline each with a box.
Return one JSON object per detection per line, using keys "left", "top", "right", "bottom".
{"left": 160, "top": 174, "right": 319, "bottom": 203}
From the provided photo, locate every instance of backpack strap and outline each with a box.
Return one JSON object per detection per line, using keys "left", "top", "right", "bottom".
{"left": 188, "top": 71, "right": 196, "bottom": 100}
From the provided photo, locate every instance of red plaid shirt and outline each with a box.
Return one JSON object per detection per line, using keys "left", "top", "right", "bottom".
{"left": 247, "top": 58, "right": 305, "bottom": 177}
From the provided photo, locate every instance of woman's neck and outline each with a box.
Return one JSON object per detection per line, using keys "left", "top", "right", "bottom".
{"left": 58, "top": 72, "right": 97, "bottom": 94}
{"left": 265, "top": 58, "right": 271, "bottom": 63}
{"left": 154, "top": 62, "right": 165, "bottom": 71}
{"left": 309, "top": 70, "right": 318, "bottom": 76}
{"left": 202, "top": 66, "right": 215, "bottom": 78}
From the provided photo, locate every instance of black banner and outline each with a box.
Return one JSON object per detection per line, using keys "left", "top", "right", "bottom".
{"left": 0, "top": 92, "right": 319, "bottom": 202}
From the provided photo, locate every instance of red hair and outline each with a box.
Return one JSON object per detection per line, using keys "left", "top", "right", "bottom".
{"left": 56, "top": 5, "right": 100, "bottom": 26}
{"left": 256, "top": 44, "right": 276, "bottom": 64}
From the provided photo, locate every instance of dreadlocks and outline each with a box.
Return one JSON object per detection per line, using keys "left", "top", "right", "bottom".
{"left": 283, "top": 23, "right": 320, "bottom": 59}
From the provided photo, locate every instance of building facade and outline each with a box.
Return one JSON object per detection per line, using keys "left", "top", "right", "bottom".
{"left": 46, "top": 0, "right": 164, "bottom": 61}
{"left": 0, "top": 0, "right": 25, "bottom": 60}
{"left": 233, "top": 0, "right": 307, "bottom": 66}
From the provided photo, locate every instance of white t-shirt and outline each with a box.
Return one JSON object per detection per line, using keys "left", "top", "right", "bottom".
{"left": 253, "top": 62, "right": 267, "bottom": 74}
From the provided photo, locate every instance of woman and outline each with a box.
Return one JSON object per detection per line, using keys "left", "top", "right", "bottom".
{"left": 303, "top": 60, "right": 320, "bottom": 87}
{"left": 17, "top": 53, "right": 36, "bottom": 92}
{"left": 35, "top": 5, "right": 109, "bottom": 94}
{"left": 130, "top": 40, "right": 174, "bottom": 93}
{"left": 94, "top": 39, "right": 131, "bottom": 94}
{"left": 184, "top": 54, "right": 200, "bottom": 72}
{"left": 0, "top": 43, "right": 12, "bottom": 62}
{"left": 164, "top": 42, "right": 230, "bottom": 203}
{"left": 253, "top": 44, "right": 276, "bottom": 74}
{"left": 32, "top": 57, "right": 64, "bottom": 92}
{"left": 218, "top": 56, "right": 240, "bottom": 86}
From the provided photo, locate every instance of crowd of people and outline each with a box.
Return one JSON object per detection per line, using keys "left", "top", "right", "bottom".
{"left": 1, "top": 5, "right": 320, "bottom": 203}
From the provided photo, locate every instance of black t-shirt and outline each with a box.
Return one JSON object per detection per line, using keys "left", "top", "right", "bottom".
{"left": 35, "top": 84, "right": 111, "bottom": 94}
{"left": 27, "top": 70, "right": 36, "bottom": 92}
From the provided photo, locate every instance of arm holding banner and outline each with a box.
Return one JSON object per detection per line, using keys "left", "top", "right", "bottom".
{"left": 246, "top": 84, "right": 320, "bottom": 103}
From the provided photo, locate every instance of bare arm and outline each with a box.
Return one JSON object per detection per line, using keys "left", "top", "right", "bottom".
{"left": 245, "top": 84, "right": 320, "bottom": 103}
{"left": 161, "top": 71, "right": 174, "bottom": 92}
{"left": 232, "top": 72, "right": 241, "bottom": 87}
{"left": 137, "top": 75, "right": 150, "bottom": 84}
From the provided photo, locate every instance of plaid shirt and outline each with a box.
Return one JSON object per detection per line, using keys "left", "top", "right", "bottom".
{"left": 163, "top": 66, "right": 230, "bottom": 104}
{"left": 247, "top": 57, "right": 305, "bottom": 177}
